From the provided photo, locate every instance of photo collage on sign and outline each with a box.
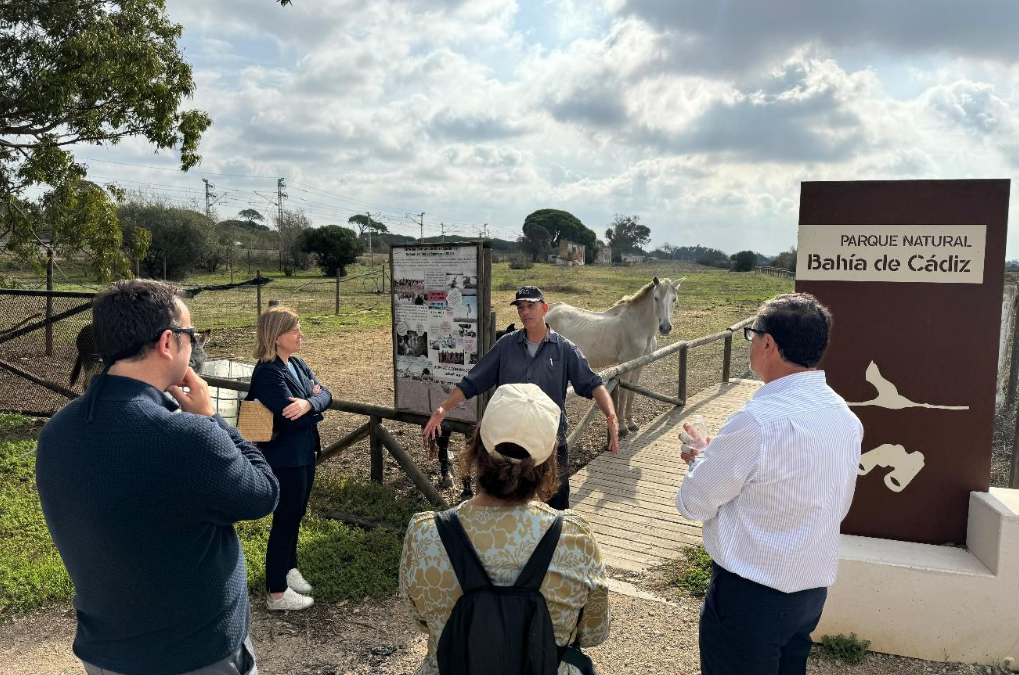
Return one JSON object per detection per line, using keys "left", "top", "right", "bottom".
{"left": 392, "top": 245, "right": 480, "bottom": 421}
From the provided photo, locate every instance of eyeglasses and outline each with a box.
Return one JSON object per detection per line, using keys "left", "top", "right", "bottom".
{"left": 743, "top": 326, "right": 765, "bottom": 341}
{"left": 154, "top": 327, "right": 197, "bottom": 345}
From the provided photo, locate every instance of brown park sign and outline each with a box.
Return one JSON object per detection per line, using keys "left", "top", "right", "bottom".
{"left": 796, "top": 180, "right": 1010, "bottom": 545}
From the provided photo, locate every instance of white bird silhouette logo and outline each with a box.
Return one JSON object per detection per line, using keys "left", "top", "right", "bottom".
{"left": 848, "top": 361, "right": 968, "bottom": 410}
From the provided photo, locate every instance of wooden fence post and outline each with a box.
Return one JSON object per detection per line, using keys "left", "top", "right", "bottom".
{"left": 256, "top": 270, "right": 262, "bottom": 318}
{"left": 335, "top": 272, "right": 341, "bottom": 315}
{"left": 1011, "top": 406, "right": 1019, "bottom": 488}
{"left": 722, "top": 331, "right": 732, "bottom": 383}
{"left": 369, "top": 416, "right": 384, "bottom": 483}
{"left": 609, "top": 377, "right": 620, "bottom": 444}
{"left": 45, "top": 249, "right": 53, "bottom": 356}
{"left": 1007, "top": 292, "right": 1019, "bottom": 408}
{"left": 375, "top": 425, "right": 449, "bottom": 508}
{"left": 678, "top": 344, "right": 688, "bottom": 403}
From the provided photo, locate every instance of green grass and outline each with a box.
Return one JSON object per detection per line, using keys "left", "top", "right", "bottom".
{"left": 0, "top": 261, "right": 792, "bottom": 615}
{"left": 2, "top": 257, "right": 793, "bottom": 340}
{"left": 816, "top": 633, "right": 871, "bottom": 665}
{"left": 652, "top": 544, "right": 714, "bottom": 599}
{"left": 0, "top": 414, "right": 75, "bottom": 616}
{"left": 0, "top": 413, "right": 431, "bottom": 617}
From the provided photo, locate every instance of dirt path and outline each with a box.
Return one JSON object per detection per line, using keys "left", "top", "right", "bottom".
{"left": 1, "top": 590, "right": 999, "bottom": 675}
{"left": 3, "top": 326, "right": 1008, "bottom": 674}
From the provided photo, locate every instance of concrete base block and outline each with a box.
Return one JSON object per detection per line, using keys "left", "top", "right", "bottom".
{"left": 814, "top": 488, "right": 1019, "bottom": 667}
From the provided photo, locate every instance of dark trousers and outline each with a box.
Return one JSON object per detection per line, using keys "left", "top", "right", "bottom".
{"left": 546, "top": 443, "right": 570, "bottom": 510}
{"left": 265, "top": 463, "right": 316, "bottom": 593}
{"left": 700, "top": 562, "right": 827, "bottom": 675}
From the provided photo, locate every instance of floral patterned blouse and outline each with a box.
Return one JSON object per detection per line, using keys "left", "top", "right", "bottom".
{"left": 399, "top": 501, "right": 611, "bottom": 675}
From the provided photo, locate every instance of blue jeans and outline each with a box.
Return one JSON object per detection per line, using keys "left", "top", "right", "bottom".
{"left": 700, "top": 562, "right": 826, "bottom": 675}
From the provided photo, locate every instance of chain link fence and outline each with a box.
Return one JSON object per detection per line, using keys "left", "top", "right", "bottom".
{"left": 0, "top": 265, "right": 393, "bottom": 416}
{"left": 0, "top": 290, "right": 95, "bottom": 415}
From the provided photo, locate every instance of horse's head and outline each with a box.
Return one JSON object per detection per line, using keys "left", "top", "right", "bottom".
{"left": 652, "top": 277, "right": 685, "bottom": 335}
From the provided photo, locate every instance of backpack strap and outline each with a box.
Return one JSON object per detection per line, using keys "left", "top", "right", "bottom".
{"left": 560, "top": 645, "right": 597, "bottom": 675}
{"left": 433, "top": 509, "right": 493, "bottom": 593}
{"left": 513, "top": 515, "right": 563, "bottom": 591}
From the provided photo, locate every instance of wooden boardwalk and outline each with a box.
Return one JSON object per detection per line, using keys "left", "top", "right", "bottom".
{"left": 570, "top": 379, "right": 762, "bottom": 573}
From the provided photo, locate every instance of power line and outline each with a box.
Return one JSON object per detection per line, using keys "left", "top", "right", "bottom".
{"left": 80, "top": 164, "right": 520, "bottom": 239}
{"left": 80, "top": 156, "right": 282, "bottom": 179}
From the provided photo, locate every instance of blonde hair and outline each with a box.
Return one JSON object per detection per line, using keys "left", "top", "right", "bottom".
{"left": 253, "top": 306, "right": 301, "bottom": 362}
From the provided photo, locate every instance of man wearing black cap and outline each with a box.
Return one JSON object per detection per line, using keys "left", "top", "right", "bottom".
{"left": 424, "top": 285, "right": 619, "bottom": 509}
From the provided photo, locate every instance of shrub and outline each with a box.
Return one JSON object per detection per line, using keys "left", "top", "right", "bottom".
{"left": 675, "top": 544, "right": 712, "bottom": 596}
{"left": 303, "top": 225, "right": 363, "bottom": 277}
{"left": 509, "top": 253, "right": 533, "bottom": 270}
{"left": 817, "top": 633, "right": 871, "bottom": 665}
{"left": 652, "top": 544, "right": 713, "bottom": 599}
{"left": 118, "top": 201, "right": 214, "bottom": 280}
{"left": 730, "top": 250, "right": 758, "bottom": 272}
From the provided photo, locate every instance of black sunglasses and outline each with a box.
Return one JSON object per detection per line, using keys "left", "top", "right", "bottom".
{"left": 154, "top": 326, "right": 197, "bottom": 344}
{"left": 743, "top": 326, "right": 765, "bottom": 341}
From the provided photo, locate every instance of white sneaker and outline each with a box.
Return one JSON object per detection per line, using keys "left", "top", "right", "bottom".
{"left": 266, "top": 587, "right": 314, "bottom": 611}
{"left": 286, "top": 568, "right": 312, "bottom": 594}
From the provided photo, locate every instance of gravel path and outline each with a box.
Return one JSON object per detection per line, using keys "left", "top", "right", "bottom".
{"left": 3, "top": 590, "right": 1008, "bottom": 675}
{"left": 4, "top": 323, "right": 1014, "bottom": 674}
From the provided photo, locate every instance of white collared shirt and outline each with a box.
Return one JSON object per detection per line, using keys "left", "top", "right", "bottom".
{"left": 675, "top": 370, "right": 862, "bottom": 593}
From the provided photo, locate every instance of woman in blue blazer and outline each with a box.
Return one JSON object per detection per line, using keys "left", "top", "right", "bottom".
{"left": 247, "top": 306, "right": 332, "bottom": 611}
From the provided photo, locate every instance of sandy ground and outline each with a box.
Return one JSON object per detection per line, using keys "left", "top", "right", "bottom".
{"left": 1, "top": 590, "right": 1007, "bottom": 675}
{"left": 2, "top": 328, "right": 1014, "bottom": 675}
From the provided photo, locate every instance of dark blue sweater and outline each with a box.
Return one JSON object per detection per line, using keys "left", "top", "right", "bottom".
{"left": 35, "top": 375, "right": 279, "bottom": 675}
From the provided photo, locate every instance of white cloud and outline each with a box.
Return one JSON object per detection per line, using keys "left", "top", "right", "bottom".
{"left": 618, "top": 0, "right": 1019, "bottom": 77}
{"left": 66, "top": 0, "right": 1019, "bottom": 256}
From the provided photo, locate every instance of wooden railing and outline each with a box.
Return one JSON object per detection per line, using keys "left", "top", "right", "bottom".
{"left": 203, "top": 376, "right": 472, "bottom": 510}
{"left": 205, "top": 316, "right": 758, "bottom": 506}
{"left": 563, "top": 316, "right": 757, "bottom": 445}
{"left": 755, "top": 265, "right": 795, "bottom": 280}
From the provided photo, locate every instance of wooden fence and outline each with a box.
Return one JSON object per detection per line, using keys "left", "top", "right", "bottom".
{"left": 203, "top": 374, "right": 470, "bottom": 510}
{"left": 562, "top": 317, "right": 757, "bottom": 445}
{"left": 755, "top": 265, "right": 795, "bottom": 280}
{"left": 203, "top": 316, "right": 760, "bottom": 507}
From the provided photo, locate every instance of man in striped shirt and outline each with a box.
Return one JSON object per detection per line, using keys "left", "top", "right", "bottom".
{"left": 675, "top": 293, "right": 862, "bottom": 675}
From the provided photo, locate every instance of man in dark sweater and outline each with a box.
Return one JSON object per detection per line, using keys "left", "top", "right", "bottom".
{"left": 36, "top": 280, "right": 280, "bottom": 675}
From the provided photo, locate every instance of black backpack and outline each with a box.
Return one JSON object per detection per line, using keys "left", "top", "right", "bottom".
{"left": 433, "top": 509, "right": 596, "bottom": 675}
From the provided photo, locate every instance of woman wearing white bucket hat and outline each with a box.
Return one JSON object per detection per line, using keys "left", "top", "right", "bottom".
{"left": 400, "top": 383, "right": 610, "bottom": 675}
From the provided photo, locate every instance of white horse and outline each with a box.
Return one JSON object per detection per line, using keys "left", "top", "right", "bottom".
{"left": 545, "top": 276, "right": 684, "bottom": 436}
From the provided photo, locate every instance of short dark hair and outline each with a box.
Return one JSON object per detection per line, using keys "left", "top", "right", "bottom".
{"left": 92, "top": 279, "right": 185, "bottom": 363}
{"left": 461, "top": 430, "right": 559, "bottom": 502}
{"left": 756, "top": 293, "right": 833, "bottom": 367}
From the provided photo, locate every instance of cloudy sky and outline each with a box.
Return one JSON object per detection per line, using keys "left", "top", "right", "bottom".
{"left": 72, "top": 0, "right": 1019, "bottom": 257}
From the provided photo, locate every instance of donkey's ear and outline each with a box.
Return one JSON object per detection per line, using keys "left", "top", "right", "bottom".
{"left": 653, "top": 276, "right": 660, "bottom": 285}
{"left": 197, "top": 329, "right": 211, "bottom": 345}
{"left": 672, "top": 277, "right": 686, "bottom": 290}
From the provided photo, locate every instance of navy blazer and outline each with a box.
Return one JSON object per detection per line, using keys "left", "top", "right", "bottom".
{"left": 246, "top": 355, "right": 332, "bottom": 468}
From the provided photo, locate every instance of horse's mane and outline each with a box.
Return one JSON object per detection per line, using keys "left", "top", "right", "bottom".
{"left": 612, "top": 280, "right": 660, "bottom": 308}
